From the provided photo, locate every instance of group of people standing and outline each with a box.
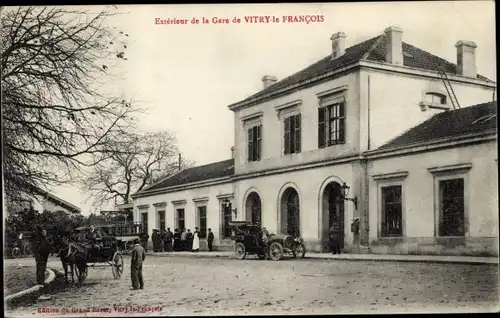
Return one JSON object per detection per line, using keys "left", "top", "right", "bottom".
{"left": 151, "top": 227, "right": 215, "bottom": 252}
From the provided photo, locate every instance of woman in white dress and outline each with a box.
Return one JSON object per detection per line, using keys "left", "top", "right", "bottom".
{"left": 192, "top": 227, "right": 200, "bottom": 252}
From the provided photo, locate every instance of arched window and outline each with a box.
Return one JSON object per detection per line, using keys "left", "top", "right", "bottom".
{"left": 424, "top": 92, "right": 447, "bottom": 105}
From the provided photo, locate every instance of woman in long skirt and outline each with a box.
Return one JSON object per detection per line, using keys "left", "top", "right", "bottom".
{"left": 192, "top": 227, "right": 200, "bottom": 252}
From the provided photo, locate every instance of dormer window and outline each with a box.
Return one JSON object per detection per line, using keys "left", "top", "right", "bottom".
{"left": 420, "top": 91, "right": 450, "bottom": 112}
{"left": 424, "top": 92, "right": 447, "bottom": 105}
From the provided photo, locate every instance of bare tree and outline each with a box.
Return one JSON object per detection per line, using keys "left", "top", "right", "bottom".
{"left": 1, "top": 6, "right": 139, "bottom": 203}
{"left": 81, "top": 131, "right": 195, "bottom": 206}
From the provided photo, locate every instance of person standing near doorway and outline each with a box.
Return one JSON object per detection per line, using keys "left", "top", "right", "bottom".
{"left": 192, "top": 227, "right": 200, "bottom": 252}
{"left": 165, "top": 228, "right": 173, "bottom": 252}
{"left": 207, "top": 228, "right": 214, "bottom": 252}
{"left": 130, "top": 238, "right": 146, "bottom": 290}
{"left": 329, "top": 220, "right": 342, "bottom": 255}
{"left": 180, "top": 229, "right": 187, "bottom": 251}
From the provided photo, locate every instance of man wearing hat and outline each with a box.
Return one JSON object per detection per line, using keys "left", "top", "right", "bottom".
{"left": 130, "top": 238, "right": 146, "bottom": 290}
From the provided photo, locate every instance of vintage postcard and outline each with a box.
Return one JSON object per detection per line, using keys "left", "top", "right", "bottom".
{"left": 2, "top": 2, "right": 498, "bottom": 317}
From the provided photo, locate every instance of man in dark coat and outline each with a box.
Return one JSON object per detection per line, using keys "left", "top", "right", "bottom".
{"left": 152, "top": 229, "right": 159, "bottom": 252}
{"left": 186, "top": 229, "right": 193, "bottom": 251}
{"left": 34, "top": 228, "right": 51, "bottom": 285}
{"left": 329, "top": 221, "right": 342, "bottom": 255}
{"left": 130, "top": 238, "right": 146, "bottom": 290}
{"left": 165, "top": 228, "right": 173, "bottom": 252}
{"left": 173, "top": 229, "right": 180, "bottom": 251}
{"left": 180, "top": 229, "right": 187, "bottom": 251}
{"left": 207, "top": 228, "right": 214, "bottom": 252}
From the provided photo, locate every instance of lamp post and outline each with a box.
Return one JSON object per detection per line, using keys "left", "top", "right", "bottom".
{"left": 340, "top": 182, "right": 357, "bottom": 210}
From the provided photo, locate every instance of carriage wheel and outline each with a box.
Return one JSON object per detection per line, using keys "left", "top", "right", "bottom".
{"left": 112, "top": 252, "right": 124, "bottom": 279}
{"left": 125, "top": 242, "right": 134, "bottom": 254}
{"left": 268, "top": 242, "right": 284, "bottom": 261}
{"left": 23, "top": 243, "right": 32, "bottom": 257}
{"left": 234, "top": 243, "right": 247, "bottom": 260}
{"left": 12, "top": 247, "right": 21, "bottom": 259}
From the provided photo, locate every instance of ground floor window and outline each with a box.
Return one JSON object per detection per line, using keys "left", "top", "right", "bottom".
{"left": 222, "top": 202, "right": 232, "bottom": 238}
{"left": 381, "top": 185, "right": 403, "bottom": 237}
{"left": 141, "top": 212, "right": 148, "bottom": 234}
{"left": 177, "top": 208, "right": 185, "bottom": 230}
{"left": 439, "top": 178, "right": 465, "bottom": 236}
{"left": 158, "top": 211, "right": 165, "bottom": 232}
{"left": 198, "top": 206, "right": 207, "bottom": 238}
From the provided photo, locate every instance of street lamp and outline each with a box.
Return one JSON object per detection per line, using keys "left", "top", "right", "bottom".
{"left": 340, "top": 182, "right": 358, "bottom": 210}
{"left": 223, "top": 198, "right": 238, "bottom": 218}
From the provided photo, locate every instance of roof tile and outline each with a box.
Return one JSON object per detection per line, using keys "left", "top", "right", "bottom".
{"left": 375, "top": 101, "right": 497, "bottom": 151}
{"left": 231, "top": 33, "right": 492, "bottom": 108}
{"left": 141, "top": 159, "right": 234, "bottom": 192}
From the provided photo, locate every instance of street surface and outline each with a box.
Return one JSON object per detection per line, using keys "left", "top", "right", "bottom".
{"left": 5, "top": 255, "right": 499, "bottom": 316}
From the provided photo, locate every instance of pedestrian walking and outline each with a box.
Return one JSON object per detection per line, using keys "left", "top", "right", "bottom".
{"left": 34, "top": 228, "right": 50, "bottom": 285}
{"left": 192, "top": 227, "right": 200, "bottom": 252}
{"left": 207, "top": 228, "right": 214, "bottom": 252}
{"left": 130, "top": 238, "right": 146, "bottom": 290}
{"left": 329, "top": 220, "right": 342, "bottom": 255}
{"left": 180, "top": 229, "right": 187, "bottom": 251}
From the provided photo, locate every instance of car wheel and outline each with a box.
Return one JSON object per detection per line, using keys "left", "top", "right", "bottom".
{"left": 268, "top": 242, "right": 283, "bottom": 261}
{"left": 234, "top": 243, "right": 247, "bottom": 260}
{"left": 295, "top": 243, "right": 306, "bottom": 258}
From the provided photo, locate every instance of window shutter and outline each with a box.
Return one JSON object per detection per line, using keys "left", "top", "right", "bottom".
{"left": 339, "top": 102, "right": 345, "bottom": 143}
{"left": 247, "top": 128, "right": 253, "bottom": 161}
{"left": 318, "top": 107, "right": 326, "bottom": 148}
{"left": 295, "top": 114, "right": 301, "bottom": 153}
{"left": 256, "top": 125, "right": 261, "bottom": 161}
{"left": 284, "top": 117, "right": 291, "bottom": 154}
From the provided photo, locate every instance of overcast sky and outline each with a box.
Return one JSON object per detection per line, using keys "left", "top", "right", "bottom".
{"left": 48, "top": 2, "right": 496, "bottom": 215}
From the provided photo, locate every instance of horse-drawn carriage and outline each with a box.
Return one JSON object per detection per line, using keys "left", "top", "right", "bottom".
{"left": 60, "top": 225, "right": 124, "bottom": 283}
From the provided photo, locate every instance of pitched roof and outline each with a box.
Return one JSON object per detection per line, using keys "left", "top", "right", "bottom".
{"left": 33, "top": 186, "right": 81, "bottom": 214}
{"left": 375, "top": 101, "right": 497, "bottom": 151}
{"left": 230, "top": 33, "right": 493, "bottom": 108}
{"left": 140, "top": 159, "right": 234, "bottom": 192}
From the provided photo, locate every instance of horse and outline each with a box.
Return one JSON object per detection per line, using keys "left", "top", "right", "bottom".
{"left": 55, "top": 235, "right": 76, "bottom": 284}
{"left": 56, "top": 235, "right": 88, "bottom": 284}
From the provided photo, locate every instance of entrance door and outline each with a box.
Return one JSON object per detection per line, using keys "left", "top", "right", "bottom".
{"left": 322, "top": 182, "right": 345, "bottom": 250}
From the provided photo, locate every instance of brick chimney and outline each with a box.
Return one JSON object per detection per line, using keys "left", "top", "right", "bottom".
{"left": 262, "top": 75, "right": 277, "bottom": 89}
{"left": 384, "top": 26, "right": 403, "bottom": 65}
{"left": 455, "top": 40, "right": 477, "bottom": 78}
{"left": 230, "top": 146, "right": 235, "bottom": 159}
{"left": 330, "top": 32, "right": 346, "bottom": 59}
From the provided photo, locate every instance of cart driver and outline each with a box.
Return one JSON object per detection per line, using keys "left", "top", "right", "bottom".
{"left": 85, "top": 225, "right": 103, "bottom": 252}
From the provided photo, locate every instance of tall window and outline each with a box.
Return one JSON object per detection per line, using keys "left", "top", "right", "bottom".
{"left": 381, "top": 186, "right": 403, "bottom": 237}
{"left": 318, "top": 102, "right": 345, "bottom": 148}
{"left": 247, "top": 125, "right": 262, "bottom": 162}
{"left": 158, "top": 211, "right": 165, "bottom": 232}
{"left": 439, "top": 179, "right": 465, "bottom": 237}
{"left": 177, "top": 208, "right": 185, "bottom": 230}
{"left": 198, "top": 206, "right": 207, "bottom": 238}
{"left": 141, "top": 212, "right": 148, "bottom": 234}
{"left": 222, "top": 202, "right": 232, "bottom": 238}
{"left": 284, "top": 114, "right": 301, "bottom": 154}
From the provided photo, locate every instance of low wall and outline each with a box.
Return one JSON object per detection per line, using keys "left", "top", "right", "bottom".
{"left": 369, "top": 237, "right": 499, "bottom": 257}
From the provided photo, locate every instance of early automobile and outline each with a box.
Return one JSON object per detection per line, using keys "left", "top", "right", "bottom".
{"left": 229, "top": 221, "right": 306, "bottom": 261}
